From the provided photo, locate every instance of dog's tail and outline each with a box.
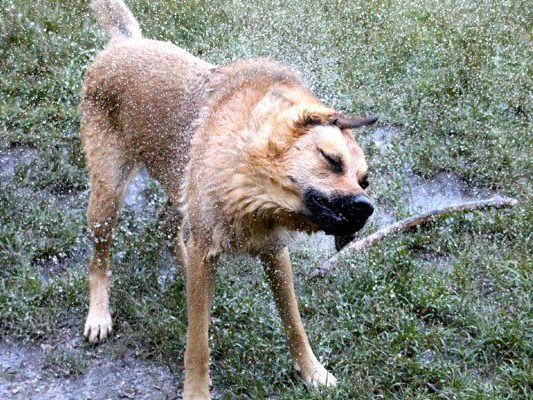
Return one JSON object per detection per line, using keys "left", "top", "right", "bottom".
{"left": 91, "top": 0, "right": 142, "bottom": 40}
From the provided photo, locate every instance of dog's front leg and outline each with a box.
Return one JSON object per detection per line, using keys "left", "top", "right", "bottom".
{"left": 260, "top": 246, "right": 337, "bottom": 388}
{"left": 183, "top": 239, "right": 216, "bottom": 400}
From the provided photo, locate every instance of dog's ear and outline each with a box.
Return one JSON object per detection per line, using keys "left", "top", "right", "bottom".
{"left": 285, "top": 104, "right": 337, "bottom": 130}
{"left": 267, "top": 105, "right": 335, "bottom": 157}
{"left": 287, "top": 107, "right": 379, "bottom": 130}
{"left": 330, "top": 114, "right": 379, "bottom": 129}
{"left": 268, "top": 106, "right": 377, "bottom": 156}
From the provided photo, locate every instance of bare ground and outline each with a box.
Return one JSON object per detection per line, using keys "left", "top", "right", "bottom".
{"left": 0, "top": 342, "right": 179, "bottom": 400}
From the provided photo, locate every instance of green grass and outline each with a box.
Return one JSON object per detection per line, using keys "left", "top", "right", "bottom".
{"left": 0, "top": 0, "right": 531, "bottom": 398}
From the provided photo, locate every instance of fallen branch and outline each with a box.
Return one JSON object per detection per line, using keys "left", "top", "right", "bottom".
{"left": 310, "top": 196, "right": 519, "bottom": 278}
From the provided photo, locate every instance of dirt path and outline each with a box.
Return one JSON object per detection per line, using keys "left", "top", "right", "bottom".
{"left": 0, "top": 342, "right": 179, "bottom": 400}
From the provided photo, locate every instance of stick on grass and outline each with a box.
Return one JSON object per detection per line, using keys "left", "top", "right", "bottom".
{"left": 310, "top": 196, "right": 519, "bottom": 278}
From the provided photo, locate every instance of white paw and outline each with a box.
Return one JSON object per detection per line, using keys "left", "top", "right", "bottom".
{"left": 297, "top": 363, "right": 338, "bottom": 388}
{"left": 84, "top": 312, "right": 112, "bottom": 343}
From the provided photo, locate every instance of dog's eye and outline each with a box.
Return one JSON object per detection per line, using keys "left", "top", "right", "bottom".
{"left": 319, "top": 149, "right": 343, "bottom": 174}
{"left": 360, "top": 176, "right": 369, "bottom": 189}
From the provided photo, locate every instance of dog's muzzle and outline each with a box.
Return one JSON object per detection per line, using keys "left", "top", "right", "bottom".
{"left": 303, "top": 188, "right": 374, "bottom": 250}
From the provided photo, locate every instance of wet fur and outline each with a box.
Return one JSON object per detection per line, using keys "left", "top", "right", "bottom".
{"left": 82, "top": 1, "right": 371, "bottom": 398}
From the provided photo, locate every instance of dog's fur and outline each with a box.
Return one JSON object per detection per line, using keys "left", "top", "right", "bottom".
{"left": 82, "top": 1, "right": 375, "bottom": 398}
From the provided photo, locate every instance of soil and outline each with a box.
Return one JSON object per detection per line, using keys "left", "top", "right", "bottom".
{"left": 0, "top": 342, "right": 179, "bottom": 400}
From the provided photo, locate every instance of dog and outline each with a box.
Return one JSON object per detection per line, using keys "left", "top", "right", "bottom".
{"left": 82, "top": 1, "right": 377, "bottom": 398}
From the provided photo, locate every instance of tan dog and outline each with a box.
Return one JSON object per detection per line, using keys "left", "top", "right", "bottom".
{"left": 82, "top": 1, "right": 377, "bottom": 398}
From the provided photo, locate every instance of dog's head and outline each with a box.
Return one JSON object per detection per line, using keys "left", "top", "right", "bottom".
{"left": 267, "top": 104, "right": 376, "bottom": 249}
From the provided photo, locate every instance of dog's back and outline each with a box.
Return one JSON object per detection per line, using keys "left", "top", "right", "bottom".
{"left": 82, "top": 1, "right": 212, "bottom": 189}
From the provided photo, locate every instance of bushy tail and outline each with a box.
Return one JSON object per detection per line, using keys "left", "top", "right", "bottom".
{"left": 91, "top": 0, "right": 142, "bottom": 40}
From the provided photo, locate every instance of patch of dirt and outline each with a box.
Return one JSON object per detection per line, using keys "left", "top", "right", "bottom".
{"left": 0, "top": 341, "right": 179, "bottom": 400}
{"left": 368, "top": 128, "right": 498, "bottom": 225}
{"left": 406, "top": 172, "right": 496, "bottom": 213}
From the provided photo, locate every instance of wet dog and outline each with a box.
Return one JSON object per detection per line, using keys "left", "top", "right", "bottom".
{"left": 82, "top": 1, "right": 376, "bottom": 398}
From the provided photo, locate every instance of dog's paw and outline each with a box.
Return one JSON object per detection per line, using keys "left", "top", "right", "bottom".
{"left": 84, "top": 312, "right": 112, "bottom": 343}
{"left": 297, "top": 362, "right": 338, "bottom": 388}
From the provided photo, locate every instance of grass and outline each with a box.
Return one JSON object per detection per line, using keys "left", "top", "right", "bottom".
{"left": 0, "top": 0, "right": 532, "bottom": 398}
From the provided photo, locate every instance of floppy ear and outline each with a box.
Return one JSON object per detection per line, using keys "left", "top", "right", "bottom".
{"left": 289, "top": 107, "right": 379, "bottom": 130}
{"left": 285, "top": 104, "right": 337, "bottom": 130}
{"left": 330, "top": 115, "right": 379, "bottom": 129}
{"left": 268, "top": 106, "right": 378, "bottom": 156}
{"left": 267, "top": 105, "right": 336, "bottom": 157}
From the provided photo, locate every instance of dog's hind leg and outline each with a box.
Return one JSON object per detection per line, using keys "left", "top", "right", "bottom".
{"left": 260, "top": 247, "right": 338, "bottom": 388}
{"left": 84, "top": 153, "right": 135, "bottom": 343}
{"left": 81, "top": 111, "right": 137, "bottom": 343}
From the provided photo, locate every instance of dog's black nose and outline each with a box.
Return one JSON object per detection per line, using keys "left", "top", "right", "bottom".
{"left": 303, "top": 188, "right": 374, "bottom": 236}
{"left": 345, "top": 194, "right": 374, "bottom": 218}
{"left": 332, "top": 194, "right": 374, "bottom": 221}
